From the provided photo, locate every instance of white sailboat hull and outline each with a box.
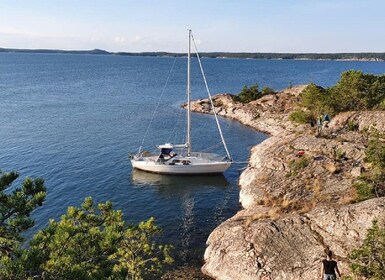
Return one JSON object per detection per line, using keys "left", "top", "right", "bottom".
{"left": 130, "top": 30, "right": 232, "bottom": 175}
{"left": 131, "top": 156, "right": 231, "bottom": 175}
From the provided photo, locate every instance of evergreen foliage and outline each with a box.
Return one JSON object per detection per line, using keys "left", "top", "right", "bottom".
{"left": 298, "top": 71, "right": 385, "bottom": 121}
{"left": 233, "top": 84, "right": 275, "bottom": 104}
{"left": 288, "top": 110, "right": 313, "bottom": 124}
{"left": 111, "top": 217, "right": 173, "bottom": 280}
{"left": 236, "top": 84, "right": 261, "bottom": 103}
{"left": 349, "top": 220, "right": 385, "bottom": 280}
{"left": 354, "top": 137, "right": 385, "bottom": 201}
{"left": 0, "top": 170, "right": 46, "bottom": 255}
{"left": 299, "top": 83, "right": 332, "bottom": 117}
{"left": 331, "top": 70, "right": 385, "bottom": 112}
{"left": 366, "top": 137, "right": 385, "bottom": 168}
{"left": 346, "top": 120, "right": 359, "bottom": 131}
{"left": 0, "top": 197, "right": 173, "bottom": 280}
{"left": 261, "top": 86, "right": 275, "bottom": 95}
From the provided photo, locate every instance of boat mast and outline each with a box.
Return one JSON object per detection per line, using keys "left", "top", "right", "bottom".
{"left": 187, "top": 29, "right": 192, "bottom": 155}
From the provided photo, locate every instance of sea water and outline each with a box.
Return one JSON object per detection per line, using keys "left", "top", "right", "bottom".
{"left": 1, "top": 53, "right": 385, "bottom": 266}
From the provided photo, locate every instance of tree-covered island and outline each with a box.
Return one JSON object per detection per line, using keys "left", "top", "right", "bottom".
{"left": 1, "top": 47, "right": 385, "bottom": 61}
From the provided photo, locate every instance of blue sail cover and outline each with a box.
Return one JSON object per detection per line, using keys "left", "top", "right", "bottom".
{"left": 161, "top": 148, "right": 173, "bottom": 155}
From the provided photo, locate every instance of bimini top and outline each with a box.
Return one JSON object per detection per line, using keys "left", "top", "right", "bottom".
{"left": 157, "top": 143, "right": 188, "bottom": 150}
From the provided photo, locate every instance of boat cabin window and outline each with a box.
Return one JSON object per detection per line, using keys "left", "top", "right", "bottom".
{"left": 168, "top": 159, "right": 191, "bottom": 165}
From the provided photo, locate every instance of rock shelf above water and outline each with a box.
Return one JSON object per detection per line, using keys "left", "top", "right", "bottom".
{"left": 184, "top": 86, "right": 385, "bottom": 280}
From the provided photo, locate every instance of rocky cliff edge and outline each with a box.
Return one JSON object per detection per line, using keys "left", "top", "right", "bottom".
{"left": 184, "top": 86, "right": 385, "bottom": 279}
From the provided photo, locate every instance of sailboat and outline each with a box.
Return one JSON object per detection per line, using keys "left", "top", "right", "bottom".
{"left": 130, "top": 30, "right": 232, "bottom": 174}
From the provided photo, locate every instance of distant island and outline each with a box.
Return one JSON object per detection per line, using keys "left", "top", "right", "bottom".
{"left": 1, "top": 47, "right": 384, "bottom": 61}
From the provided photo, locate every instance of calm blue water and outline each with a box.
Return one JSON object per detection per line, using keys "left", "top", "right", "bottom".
{"left": 1, "top": 53, "right": 385, "bottom": 267}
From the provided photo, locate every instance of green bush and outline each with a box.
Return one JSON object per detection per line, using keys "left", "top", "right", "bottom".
{"left": 289, "top": 110, "right": 312, "bottom": 124}
{"left": 346, "top": 120, "right": 359, "bottom": 131}
{"left": 349, "top": 220, "right": 385, "bottom": 280}
{"left": 288, "top": 157, "right": 310, "bottom": 171}
{"left": 353, "top": 138, "right": 385, "bottom": 202}
{"left": 1, "top": 197, "right": 173, "bottom": 280}
{"left": 331, "top": 70, "right": 385, "bottom": 112}
{"left": 299, "top": 71, "right": 385, "bottom": 116}
{"left": 353, "top": 181, "right": 375, "bottom": 202}
{"left": 366, "top": 137, "right": 385, "bottom": 168}
{"left": 236, "top": 84, "right": 262, "bottom": 103}
{"left": 261, "top": 86, "right": 275, "bottom": 95}
{"left": 299, "top": 83, "right": 332, "bottom": 116}
{"left": 335, "top": 149, "right": 346, "bottom": 160}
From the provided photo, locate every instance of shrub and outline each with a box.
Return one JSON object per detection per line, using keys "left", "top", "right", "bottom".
{"left": 335, "top": 149, "right": 346, "bottom": 161}
{"left": 331, "top": 70, "right": 385, "bottom": 112}
{"left": 261, "top": 86, "right": 275, "bottom": 95}
{"left": 299, "top": 83, "right": 332, "bottom": 116}
{"left": 1, "top": 197, "right": 173, "bottom": 280}
{"left": 366, "top": 137, "right": 385, "bottom": 168}
{"left": 289, "top": 110, "right": 313, "bottom": 124}
{"left": 349, "top": 220, "right": 385, "bottom": 280}
{"left": 236, "top": 84, "right": 262, "bottom": 103}
{"left": 346, "top": 120, "right": 359, "bottom": 131}
{"left": 353, "top": 137, "right": 385, "bottom": 202}
{"left": 288, "top": 157, "right": 311, "bottom": 173}
{"left": 353, "top": 181, "right": 375, "bottom": 202}
{"left": 299, "top": 71, "right": 385, "bottom": 115}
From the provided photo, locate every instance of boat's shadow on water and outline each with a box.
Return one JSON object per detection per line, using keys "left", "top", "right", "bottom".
{"left": 130, "top": 169, "right": 230, "bottom": 194}
{"left": 130, "top": 169, "right": 233, "bottom": 268}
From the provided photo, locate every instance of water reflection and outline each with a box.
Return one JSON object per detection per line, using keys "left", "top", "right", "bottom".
{"left": 130, "top": 169, "right": 234, "bottom": 264}
{"left": 131, "top": 169, "right": 230, "bottom": 189}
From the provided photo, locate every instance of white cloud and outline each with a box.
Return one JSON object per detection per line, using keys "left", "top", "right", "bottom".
{"left": 114, "top": 36, "right": 125, "bottom": 43}
{"left": 131, "top": 35, "right": 142, "bottom": 43}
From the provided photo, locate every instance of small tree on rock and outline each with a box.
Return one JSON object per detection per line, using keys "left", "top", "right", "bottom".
{"left": 349, "top": 220, "right": 385, "bottom": 280}
{"left": 235, "top": 84, "right": 262, "bottom": 103}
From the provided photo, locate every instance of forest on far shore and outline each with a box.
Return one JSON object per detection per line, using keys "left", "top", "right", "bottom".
{"left": 1, "top": 47, "right": 384, "bottom": 61}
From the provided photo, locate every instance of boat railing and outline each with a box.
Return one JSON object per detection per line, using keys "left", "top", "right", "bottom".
{"left": 189, "top": 152, "right": 228, "bottom": 161}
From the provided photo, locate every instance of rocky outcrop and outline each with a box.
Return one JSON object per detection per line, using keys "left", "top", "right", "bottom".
{"left": 185, "top": 85, "right": 308, "bottom": 136}
{"left": 203, "top": 198, "right": 385, "bottom": 280}
{"left": 187, "top": 86, "right": 385, "bottom": 279}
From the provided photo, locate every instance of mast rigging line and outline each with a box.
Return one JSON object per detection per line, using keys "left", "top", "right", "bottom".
{"left": 191, "top": 34, "right": 232, "bottom": 161}
{"left": 138, "top": 56, "right": 178, "bottom": 154}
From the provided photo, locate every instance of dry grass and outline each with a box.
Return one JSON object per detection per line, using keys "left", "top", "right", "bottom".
{"left": 256, "top": 174, "right": 270, "bottom": 182}
{"left": 246, "top": 196, "right": 317, "bottom": 227}
{"left": 312, "top": 178, "right": 322, "bottom": 198}
{"left": 324, "top": 162, "right": 342, "bottom": 174}
{"left": 297, "top": 201, "right": 316, "bottom": 214}
{"left": 339, "top": 187, "right": 359, "bottom": 204}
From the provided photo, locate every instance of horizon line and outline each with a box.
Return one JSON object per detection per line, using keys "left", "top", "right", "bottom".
{"left": 1, "top": 46, "right": 385, "bottom": 55}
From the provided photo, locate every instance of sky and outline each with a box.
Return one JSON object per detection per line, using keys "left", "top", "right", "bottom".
{"left": 0, "top": 0, "right": 384, "bottom": 53}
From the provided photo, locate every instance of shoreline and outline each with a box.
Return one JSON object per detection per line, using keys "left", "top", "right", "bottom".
{"left": 1, "top": 48, "right": 385, "bottom": 62}
{"left": 186, "top": 86, "right": 385, "bottom": 279}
